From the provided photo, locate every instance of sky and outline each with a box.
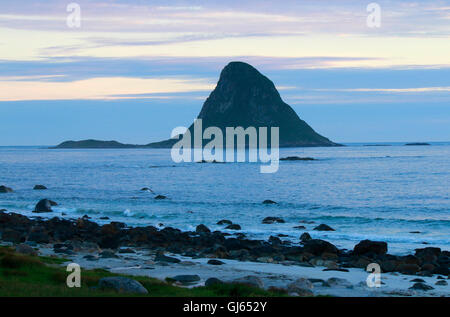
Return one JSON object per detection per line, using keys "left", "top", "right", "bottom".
{"left": 0, "top": 0, "right": 449, "bottom": 145}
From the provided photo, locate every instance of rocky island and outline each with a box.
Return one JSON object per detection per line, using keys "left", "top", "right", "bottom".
{"left": 53, "top": 62, "right": 340, "bottom": 149}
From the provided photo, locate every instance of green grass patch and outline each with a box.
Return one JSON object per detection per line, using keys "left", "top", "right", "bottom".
{"left": 0, "top": 246, "right": 285, "bottom": 297}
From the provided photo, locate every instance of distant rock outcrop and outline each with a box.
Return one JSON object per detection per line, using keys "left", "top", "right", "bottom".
{"left": 148, "top": 62, "right": 339, "bottom": 148}
{"left": 53, "top": 62, "right": 339, "bottom": 149}
{"left": 52, "top": 139, "right": 137, "bottom": 149}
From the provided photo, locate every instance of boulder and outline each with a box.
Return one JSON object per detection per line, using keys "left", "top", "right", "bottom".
{"left": 409, "top": 282, "right": 434, "bottom": 291}
{"left": 280, "top": 156, "right": 315, "bottom": 161}
{"left": 33, "top": 199, "right": 54, "bottom": 213}
{"left": 313, "top": 224, "right": 335, "bottom": 231}
{"left": 435, "top": 280, "right": 448, "bottom": 286}
{"left": 262, "top": 217, "right": 285, "bottom": 224}
{"left": 287, "top": 278, "right": 313, "bottom": 294}
{"left": 205, "top": 278, "right": 224, "bottom": 287}
{"left": 196, "top": 224, "right": 211, "bottom": 233}
{"left": 98, "top": 277, "right": 148, "bottom": 294}
{"left": 225, "top": 224, "right": 241, "bottom": 230}
{"left": 154, "top": 195, "right": 167, "bottom": 200}
{"left": 415, "top": 247, "right": 441, "bottom": 258}
{"left": 171, "top": 275, "right": 201, "bottom": 284}
{"left": 0, "top": 185, "right": 13, "bottom": 193}
{"left": 353, "top": 240, "right": 388, "bottom": 256}
{"left": 327, "top": 277, "right": 352, "bottom": 288}
{"left": 303, "top": 239, "right": 338, "bottom": 256}
{"left": 300, "top": 232, "right": 312, "bottom": 242}
{"left": 33, "top": 185, "right": 47, "bottom": 190}
{"left": 232, "top": 276, "right": 264, "bottom": 289}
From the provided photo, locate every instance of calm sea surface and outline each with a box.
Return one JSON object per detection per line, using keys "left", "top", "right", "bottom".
{"left": 1, "top": 143, "right": 449, "bottom": 255}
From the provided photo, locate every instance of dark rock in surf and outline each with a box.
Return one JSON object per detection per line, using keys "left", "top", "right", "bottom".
{"left": 280, "top": 156, "right": 315, "bottom": 161}
{"left": 196, "top": 224, "right": 211, "bottom": 233}
{"left": 409, "top": 282, "right": 434, "bottom": 291}
{"left": 405, "top": 143, "right": 430, "bottom": 146}
{"left": 262, "top": 217, "right": 285, "bottom": 224}
{"left": 0, "top": 186, "right": 13, "bottom": 193}
{"left": 33, "top": 185, "right": 47, "bottom": 190}
{"left": 154, "top": 195, "right": 167, "bottom": 200}
{"left": 300, "top": 232, "right": 312, "bottom": 242}
{"left": 262, "top": 200, "right": 277, "bottom": 205}
{"left": 33, "top": 199, "right": 54, "bottom": 213}
{"left": 353, "top": 240, "right": 388, "bottom": 256}
{"left": 303, "top": 239, "right": 338, "bottom": 256}
{"left": 313, "top": 224, "right": 335, "bottom": 231}
{"left": 225, "top": 224, "right": 241, "bottom": 230}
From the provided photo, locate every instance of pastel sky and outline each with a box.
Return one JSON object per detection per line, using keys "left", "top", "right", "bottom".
{"left": 0, "top": 0, "right": 449, "bottom": 145}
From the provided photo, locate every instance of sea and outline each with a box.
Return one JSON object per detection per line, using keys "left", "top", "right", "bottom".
{"left": 0, "top": 143, "right": 449, "bottom": 255}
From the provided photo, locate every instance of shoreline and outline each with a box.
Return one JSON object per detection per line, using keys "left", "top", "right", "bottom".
{"left": 0, "top": 211, "right": 448, "bottom": 297}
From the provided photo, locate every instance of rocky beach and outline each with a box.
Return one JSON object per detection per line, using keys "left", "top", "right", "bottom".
{"left": 0, "top": 209, "right": 448, "bottom": 297}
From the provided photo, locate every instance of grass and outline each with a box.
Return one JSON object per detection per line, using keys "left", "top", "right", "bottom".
{"left": 0, "top": 246, "right": 285, "bottom": 297}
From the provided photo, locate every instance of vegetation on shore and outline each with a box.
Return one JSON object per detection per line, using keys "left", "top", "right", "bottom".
{"left": 0, "top": 246, "right": 284, "bottom": 297}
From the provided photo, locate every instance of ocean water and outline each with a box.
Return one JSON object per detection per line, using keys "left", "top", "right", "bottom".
{"left": 0, "top": 143, "right": 449, "bottom": 255}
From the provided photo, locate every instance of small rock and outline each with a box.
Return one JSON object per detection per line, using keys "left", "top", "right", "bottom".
{"left": 262, "top": 217, "right": 285, "bottom": 224}
{"left": 409, "top": 282, "right": 434, "bottom": 291}
{"left": 196, "top": 224, "right": 211, "bottom": 233}
{"left": 262, "top": 200, "right": 277, "bottom": 205}
{"left": 294, "top": 225, "right": 306, "bottom": 230}
{"left": 205, "top": 278, "right": 223, "bottom": 287}
{"left": 207, "top": 259, "right": 225, "bottom": 265}
{"left": 225, "top": 224, "right": 241, "bottom": 230}
{"left": 171, "top": 275, "right": 201, "bottom": 284}
{"left": 154, "top": 195, "right": 167, "bottom": 200}
{"left": 0, "top": 185, "right": 13, "bottom": 193}
{"left": 232, "top": 276, "right": 264, "bottom": 289}
{"left": 326, "top": 277, "right": 352, "bottom": 288}
{"left": 280, "top": 156, "right": 315, "bottom": 161}
{"left": 33, "top": 199, "right": 54, "bottom": 213}
{"left": 100, "top": 216, "right": 110, "bottom": 220}
{"left": 287, "top": 278, "right": 314, "bottom": 292}
{"left": 33, "top": 185, "right": 47, "bottom": 190}
{"left": 313, "top": 224, "right": 335, "bottom": 231}
{"left": 353, "top": 240, "right": 388, "bottom": 255}
{"left": 300, "top": 232, "right": 312, "bottom": 242}
{"left": 435, "top": 280, "right": 448, "bottom": 286}
{"left": 98, "top": 277, "right": 148, "bottom": 294}
{"left": 411, "top": 278, "right": 425, "bottom": 283}
{"left": 303, "top": 239, "right": 338, "bottom": 256}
